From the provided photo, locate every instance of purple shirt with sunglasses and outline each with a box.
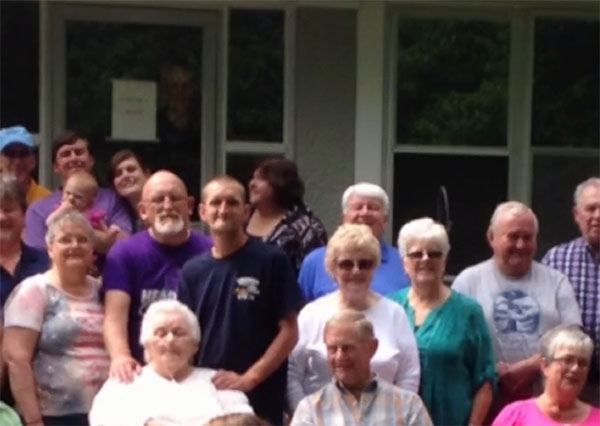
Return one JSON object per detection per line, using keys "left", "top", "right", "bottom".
{"left": 298, "top": 240, "right": 410, "bottom": 302}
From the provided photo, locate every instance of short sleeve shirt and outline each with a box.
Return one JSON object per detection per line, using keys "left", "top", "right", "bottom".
{"left": 178, "top": 238, "right": 304, "bottom": 425}
{"left": 102, "top": 230, "right": 212, "bottom": 361}
{"left": 3, "top": 273, "right": 109, "bottom": 416}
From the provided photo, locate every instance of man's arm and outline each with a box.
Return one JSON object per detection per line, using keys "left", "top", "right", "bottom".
{"left": 103, "top": 290, "right": 141, "bottom": 382}
{"left": 468, "top": 381, "right": 493, "bottom": 426}
{"left": 213, "top": 312, "right": 299, "bottom": 392}
{"left": 24, "top": 202, "right": 47, "bottom": 249}
{"left": 497, "top": 353, "right": 541, "bottom": 398}
{"left": 93, "top": 227, "right": 126, "bottom": 255}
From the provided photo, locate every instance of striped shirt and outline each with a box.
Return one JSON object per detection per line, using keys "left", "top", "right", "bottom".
{"left": 542, "top": 238, "right": 600, "bottom": 354}
{"left": 291, "top": 378, "right": 432, "bottom": 426}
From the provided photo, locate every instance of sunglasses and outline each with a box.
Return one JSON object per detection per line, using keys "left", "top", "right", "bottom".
{"left": 406, "top": 250, "right": 444, "bottom": 260}
{"left": 336, "top": 258, "right": 375, "bottom": 271}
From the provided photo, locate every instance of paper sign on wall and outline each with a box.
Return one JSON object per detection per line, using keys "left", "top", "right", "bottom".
{"left": 111, "top": 79, "right": 157, "bottom": 141}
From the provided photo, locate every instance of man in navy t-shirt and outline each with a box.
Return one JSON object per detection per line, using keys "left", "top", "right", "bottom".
{"left": 178, "top": 175, "right": 303, "bottom": 425}
{"left": 103, "top": 171, "right": 211, "bottom": 382}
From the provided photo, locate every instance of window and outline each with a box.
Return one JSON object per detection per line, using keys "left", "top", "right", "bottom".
{"left": 396, "top": 19, "right": 509, "bottom": 146}
{"left": 393, "top": 153, "right": 508, "bottom": 275}
{"left": 0, "top": 0, "right": 39, "bottom": 131}
{"left": 227, "top": 9, "right": 284, "bottom": 142}
{"left": 393, "top": 16, "right": 510, "bottom": 274}
{"left": 531, "top": 18, "right": 600, "bottom": 255}
{"left": 65, "top": 20, "right": 204, "bottom": 203}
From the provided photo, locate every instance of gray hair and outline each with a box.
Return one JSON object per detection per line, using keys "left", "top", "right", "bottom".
{"left": 574, "top": 177, "right": 600, "bottom": 206}
{"left": 489, "top": 201, "right": 539, "bottom": 234}
{"left": 539, "top": 324, "right": 594, "bottom": 361}
{"left": 0, "top": 176, "right": 26, "bottom": 212}
{"left": 324, "top": 309, "right": 375, "bottom": 341}
{"left": 397, "top": 217, "right": 450, "bottom": 257}
{"left": 45, "top": 210, "right": 95, "bottom": 246}
{"left": 139, "top": 299, "right": 200, "bottom": 347}
{"left": 324, "top": 224, "right": 381, "bottom": 278}
{"left": 342, "top": 182, "right": 389, "bottom": 215}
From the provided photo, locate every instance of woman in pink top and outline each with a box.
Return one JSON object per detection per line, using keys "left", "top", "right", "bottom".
{"left": 492, "top": 325, "right": 599, "bottom": 426}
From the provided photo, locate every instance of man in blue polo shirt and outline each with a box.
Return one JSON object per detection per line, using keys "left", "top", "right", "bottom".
{"left": 299, "top": 182, "right": 410, "bottom": 301}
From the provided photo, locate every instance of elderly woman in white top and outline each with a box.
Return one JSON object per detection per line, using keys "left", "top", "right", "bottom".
{"left": 287, "top": 224, "right": 419, "bottom": 411}
{"left": 89, "top": 300, "right": 253, "bottom": 426}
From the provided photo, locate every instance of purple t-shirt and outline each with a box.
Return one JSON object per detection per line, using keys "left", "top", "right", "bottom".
{"left": 102, "top": 230, "right": 212, "bottom": 361}
{"left": 24, "top": 188, "right": 134, "bottom": 249}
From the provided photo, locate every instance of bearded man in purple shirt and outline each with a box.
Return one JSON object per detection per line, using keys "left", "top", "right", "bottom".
{"left": 102, "top": 171, "right": 211, "bottom": 382}
{"left": 24, "top": 130, "right": 133, "bottom": 253}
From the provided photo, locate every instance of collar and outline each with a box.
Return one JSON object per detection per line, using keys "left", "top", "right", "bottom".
{"left": 577, "top": 237, "right": 600, "bottom": 262}
{"left": 334, "top": 375, "right": 378, "bottom": 396}
{"left": 379, "top": 239, "right": 391, "bottom": 263}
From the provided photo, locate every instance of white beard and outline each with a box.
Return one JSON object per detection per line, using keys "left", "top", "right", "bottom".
{"left": 153, "top": 215, "right": 185, "bottom": 237}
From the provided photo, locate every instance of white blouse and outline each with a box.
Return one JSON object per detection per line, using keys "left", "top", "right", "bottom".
{"left": 89, "top": 366, "right": 253, "bottom": 426}
{"left": 287, "top": 292, "right": 420, "bottom": 410}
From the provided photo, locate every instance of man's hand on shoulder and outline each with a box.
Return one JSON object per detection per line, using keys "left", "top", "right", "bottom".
{"left": 212, "top": 369, "right": 258, "bottom": 393}
{"left": 109, "top": 355, "right": 142, "bottom": 383}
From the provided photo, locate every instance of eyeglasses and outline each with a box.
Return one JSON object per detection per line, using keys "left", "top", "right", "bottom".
{"left": 3, "top": 147, "right": 32, "bottom": 159}
{"left": 144, "top": 194, "right": 187, "bottom": 207}
{"left": 551, "top": 355, "right": 590, "bottom": 369}
{"left": 336, "top": 258, "right": 375, "bottom": 271}
{"left": 406, "top": 250, "right": 444, "bottom": 260}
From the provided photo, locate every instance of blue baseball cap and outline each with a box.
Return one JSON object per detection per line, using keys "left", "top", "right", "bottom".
{"left": 0, "top": 126, "right": 35, "bottom": 153}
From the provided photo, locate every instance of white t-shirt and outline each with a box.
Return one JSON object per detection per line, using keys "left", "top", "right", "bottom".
{"left": 287, "top": 292, "right": 420, "bottom": 410}
{"left": 452, "top": 259, "right": 582, "bottom": 363}
{"left": 88, "top": 366, "right": 253, "bottom": 426}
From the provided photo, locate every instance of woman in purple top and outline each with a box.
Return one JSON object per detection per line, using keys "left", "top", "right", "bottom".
{"left": 492, "top": 325, "right": 599, "bottom": 426}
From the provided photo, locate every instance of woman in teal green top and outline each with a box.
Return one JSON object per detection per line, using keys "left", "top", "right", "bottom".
{"left": 389, "top": 217, "right": 496, "bottom": 426}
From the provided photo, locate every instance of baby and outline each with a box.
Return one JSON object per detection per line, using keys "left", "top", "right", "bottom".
{"left": 46, "top": 171, "right": 119, "bottom": 234}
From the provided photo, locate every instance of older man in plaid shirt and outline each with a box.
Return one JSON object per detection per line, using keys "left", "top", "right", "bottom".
{"left": 290, "top": 310, "right": 431, "bottom": 426}
{"left": 543, "top": 177, "right": 600, "bottom": 405}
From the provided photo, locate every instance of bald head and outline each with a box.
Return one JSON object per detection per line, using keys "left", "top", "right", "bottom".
{"left": 142, "top": 170, "right": 188, "bottom": 200}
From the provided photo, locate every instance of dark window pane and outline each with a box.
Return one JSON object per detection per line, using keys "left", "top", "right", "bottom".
{"left": 532, "top": 20, "right": 599, "bottom": 147}
{"left": 226, "top": 153, "right": 281, "bottom": 191}
{"left": 393, "top": 153, "right": 508, "bottom": 275}
{"left": 0, "top": 0, "right": 39, "bottom": 131}
{"left": 533, "top": 154, "right": 600, "bottom": 257}
{"left": 66, "top": 21, "right": 203, "bottom": 208}
{"left": 227, "top": 9, "right": 284, "bottom": 142}
{"left": 396, "top": 19, "right": 509, "bottom": 146}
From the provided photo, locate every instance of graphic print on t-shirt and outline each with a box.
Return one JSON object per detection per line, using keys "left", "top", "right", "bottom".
{"left": 139, "top": 288, "right": 177, "bottom": 316}
{"left": 234, "top": 277, "right": 260, "bottom": 301}
{"left": 493, "top": 289, "right": 540, "bottom": 333}
{"left": 493, "top": 289, "right": 541, "bottom": 361}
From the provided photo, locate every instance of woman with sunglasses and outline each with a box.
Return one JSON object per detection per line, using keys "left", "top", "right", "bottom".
{"left": 287, "top": 224, "right": 419, "bottom": 412}
{"left": 492, "top": 325, "right": 599, "bottom": 426}
{"left": 389, "top": 217, "right": 496, "bottom": 426}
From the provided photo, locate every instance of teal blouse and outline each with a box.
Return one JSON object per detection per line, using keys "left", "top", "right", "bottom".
{"left": 389, "top": 289, "right": 497, "bottom": 426}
